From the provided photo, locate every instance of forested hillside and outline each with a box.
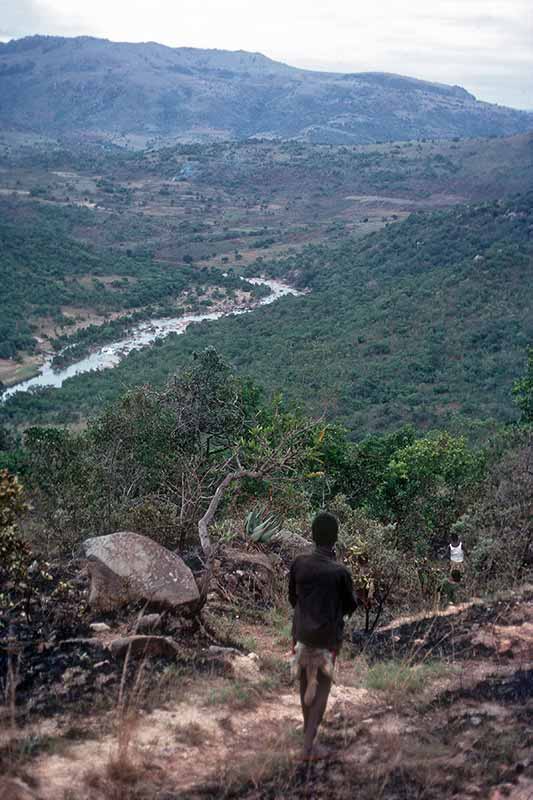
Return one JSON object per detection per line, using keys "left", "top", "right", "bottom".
{"left": 3, "top": 192, "right": 531, "bottom": 435}
{"left": 0, "top": 210, "right": 265, "bottom": 361}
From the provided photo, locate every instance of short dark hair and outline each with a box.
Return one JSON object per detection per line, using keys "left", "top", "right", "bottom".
{"left": 311, "top": 512, "right": 339, "bottom": 546}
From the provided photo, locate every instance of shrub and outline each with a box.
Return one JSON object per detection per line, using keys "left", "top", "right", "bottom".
{"left": 0, "top": 469, "right": 53, "bottom": 622}
{"left": 332, "top": 497, "right": 423, "bottom": 628}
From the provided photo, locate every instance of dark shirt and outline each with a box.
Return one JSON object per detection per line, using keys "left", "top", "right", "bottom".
{"left": 289, "top": 545, "right": 357, "bottom": 650}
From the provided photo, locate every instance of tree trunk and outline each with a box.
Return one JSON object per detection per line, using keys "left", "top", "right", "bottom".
{"left": 197, "top": 469, "right": 262, "bottom": 557}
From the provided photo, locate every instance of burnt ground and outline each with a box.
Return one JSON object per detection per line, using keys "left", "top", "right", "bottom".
{"left": 357, "top": 589, "right": 533, "bottom": 663}
{"left": 192, "top": 590, "right": 533, "bottom": 800}
{"left": 1, "top": 588, "right": 533, "bottom": 800}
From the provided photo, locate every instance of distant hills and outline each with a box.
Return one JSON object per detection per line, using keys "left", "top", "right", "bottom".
{"left": 1, "top": 35, "right": 532, "bottom": 145}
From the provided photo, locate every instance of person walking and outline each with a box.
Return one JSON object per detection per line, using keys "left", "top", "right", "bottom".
{"left": 289, "top": 511, "right": 357, "bottom": 759}
{"left": 449, "top": 532, "right": 466, "bottom": 582}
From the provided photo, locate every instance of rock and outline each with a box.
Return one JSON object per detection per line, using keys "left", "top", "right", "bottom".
{"left": 109, "top": 635, "right": 181, "bottom": 660}
{"left": 472, "top": 622, "right": 533, "bottom": 659}
{"left": 232, "top": 653, "right": 261, "bottom": 682}
{"left": 215, "top": 546, "right": 276, "bottom": 605}
{"left": 274, "top": 530, "right": 313, "bottom": 563}
{"left": 223, "top": 547, "right": 275, "bottom": 573}
{"left": 90, "top": 622, "right": 111, "bottom": 633}
{"left": 208, "top": 645, "right": 242, "bottom": 657}
{"left": 81, "top": 531, "right": 200, "bottom": 612}
{"left": 136, "top": 613, "right": 163, "bottom": 633}
{"left": 206, "top": 646, "right": 261, "bottom": 682}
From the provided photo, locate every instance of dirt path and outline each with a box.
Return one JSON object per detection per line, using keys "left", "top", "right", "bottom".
{"left": 4, "top": 592, "right": 533, "bottom": 799}
{"left": 16, "top": 620, "right": 367, "bottom": 799}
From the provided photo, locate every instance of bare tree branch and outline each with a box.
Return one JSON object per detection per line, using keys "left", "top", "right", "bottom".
{"left": 198, "top": 469, "right": 262, "bottom": 555}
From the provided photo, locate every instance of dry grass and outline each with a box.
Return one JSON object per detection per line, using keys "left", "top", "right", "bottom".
{"left": 214, "top": 731, "right": 300, "bottom": 799}
{"left": 205, "top": 681, "right": 262, "bottom": 711}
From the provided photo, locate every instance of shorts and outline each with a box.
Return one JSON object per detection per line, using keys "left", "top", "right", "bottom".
{"left": 450, "top": 560, "right": 464, "bottom": 574}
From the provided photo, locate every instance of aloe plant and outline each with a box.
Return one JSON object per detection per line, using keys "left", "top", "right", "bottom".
{"left": 244, "top": 507, "right": 282, "bottom": 543}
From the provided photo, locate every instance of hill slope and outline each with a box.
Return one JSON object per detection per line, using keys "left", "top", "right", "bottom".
{"left": 2, "top": 192, "right": 532, "bottom": 434}
{"left": 1, "top": 35, "right": 532, "bottom": 144}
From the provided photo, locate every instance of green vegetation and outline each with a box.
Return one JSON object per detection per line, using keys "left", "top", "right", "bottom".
{"left": 0, "top": 468, "right": 54, "bottom": 619}
{"left": 2, "top": 347, "right": 532, "bottom": 615}
{"left": 513, "top": 346, "right": 533, "bottom": 423}
{"left": 0, "top": 203, "right": 265, "bottom": 361}
{"left": 4, "top": 192, "right": 531, "bottom": 436}
{"left": 364, "top": 660, "right": 449, "bottom": 694}
{"left": 244, "top": 507, "right": 282, "bottom": 543}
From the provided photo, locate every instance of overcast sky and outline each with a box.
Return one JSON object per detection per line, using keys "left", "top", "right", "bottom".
{"left": 1, "top": 0, "right": 531, "bottom": 109}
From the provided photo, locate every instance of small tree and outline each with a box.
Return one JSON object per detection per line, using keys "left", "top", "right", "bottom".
{"left": 333, "top": 497, "right": 420, "bottom": 631}
{"left": 197, "top": 397, "right": 323, "bottom": 556}
{"left": 0, "top": 470, "right": 36, "bottom": 622}
{"left": 23, "top": 349, "right": 326, "bottom": 559}
{"left": 377, "top": 432, "right": 484, "bottom": 553}
{"left": 456, "top": 429, "right": 533, "bottom": 591}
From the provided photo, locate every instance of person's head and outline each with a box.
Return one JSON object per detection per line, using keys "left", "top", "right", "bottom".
{"left": 450, "top": 532, "right": 460, "bottom": 545}
{"left": 311, "top": 511, "right": 339, "bottom": 548}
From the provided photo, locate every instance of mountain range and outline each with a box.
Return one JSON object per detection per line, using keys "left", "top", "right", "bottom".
{"left": 1, "top": 35, "right": 532, "bottom": 145}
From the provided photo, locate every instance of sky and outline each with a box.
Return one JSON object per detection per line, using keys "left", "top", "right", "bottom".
{"left": 1, "top": 0, "right": 532, "bottom": 109}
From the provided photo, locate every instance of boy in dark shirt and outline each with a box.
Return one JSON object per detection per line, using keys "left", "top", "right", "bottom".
{"left": 289, "top": 511, "right": 357, "bottom": 758}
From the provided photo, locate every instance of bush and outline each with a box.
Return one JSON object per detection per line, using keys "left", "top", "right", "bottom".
{"left": 0, "top": 469, "right": 53, "bottom": 623}
{"left": 453, "top": 429, "right": 533, "bottom": 592}
{"left": 332, "top": 497, "right": 423, "bottom": 628}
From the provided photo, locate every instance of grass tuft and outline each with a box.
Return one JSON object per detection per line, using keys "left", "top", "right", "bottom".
{"left": 365, "top": 660, "right": 450, "bottom": 695}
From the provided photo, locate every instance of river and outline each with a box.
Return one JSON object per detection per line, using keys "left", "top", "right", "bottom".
{"left": 1, "top": 278, "right": 302, "bottom": 400}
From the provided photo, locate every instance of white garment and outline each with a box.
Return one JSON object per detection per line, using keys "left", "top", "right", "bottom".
{"left": 450, "top": 542, "right": 464, "bottom": 563}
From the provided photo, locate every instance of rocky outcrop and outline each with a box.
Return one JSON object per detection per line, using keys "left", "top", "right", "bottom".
{"left": 472, "top": 622, "right": 533, "bottom": 660}
{"left": 81, "top": 532, "right": 200, "bottom": 612}
{"left": 213, "top": 546, "right": 276, "bottom": 606}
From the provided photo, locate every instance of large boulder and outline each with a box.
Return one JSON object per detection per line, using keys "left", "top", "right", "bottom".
{"left": 81, "top": 531, "right": 200, "bottom": 612}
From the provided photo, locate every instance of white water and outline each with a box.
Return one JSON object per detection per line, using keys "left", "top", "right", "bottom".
{"left": 2, "top": 278, "right": 302, "bottom": 400}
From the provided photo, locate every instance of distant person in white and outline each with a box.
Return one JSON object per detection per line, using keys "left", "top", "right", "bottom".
{"left": 449, "top": 533, "right": 465, "bottom": 582}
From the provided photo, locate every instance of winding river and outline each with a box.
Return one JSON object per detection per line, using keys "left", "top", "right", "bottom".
{"left": 1, "top": 278, "right": 302, "bottom": 400}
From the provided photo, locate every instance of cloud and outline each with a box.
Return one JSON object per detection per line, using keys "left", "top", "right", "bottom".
{"left": 0, "top": 0, "right": 87, "bottom": 40}
{"left": 0, "top": 0, "right": 45, "bottom": 38}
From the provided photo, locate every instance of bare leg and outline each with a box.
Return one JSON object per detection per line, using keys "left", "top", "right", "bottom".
{"left": 302, "top": 670, "right": 332, "bottom": 757}
{"left": 299, "top": 670, "right": 310, "bottom": 734}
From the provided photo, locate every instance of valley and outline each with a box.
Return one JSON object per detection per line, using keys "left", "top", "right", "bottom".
{"left": 1, "top": 132, "right": 532, "bottom": 426}
{"left": 1, "top": 16, "right": 533, "bottom": 800}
